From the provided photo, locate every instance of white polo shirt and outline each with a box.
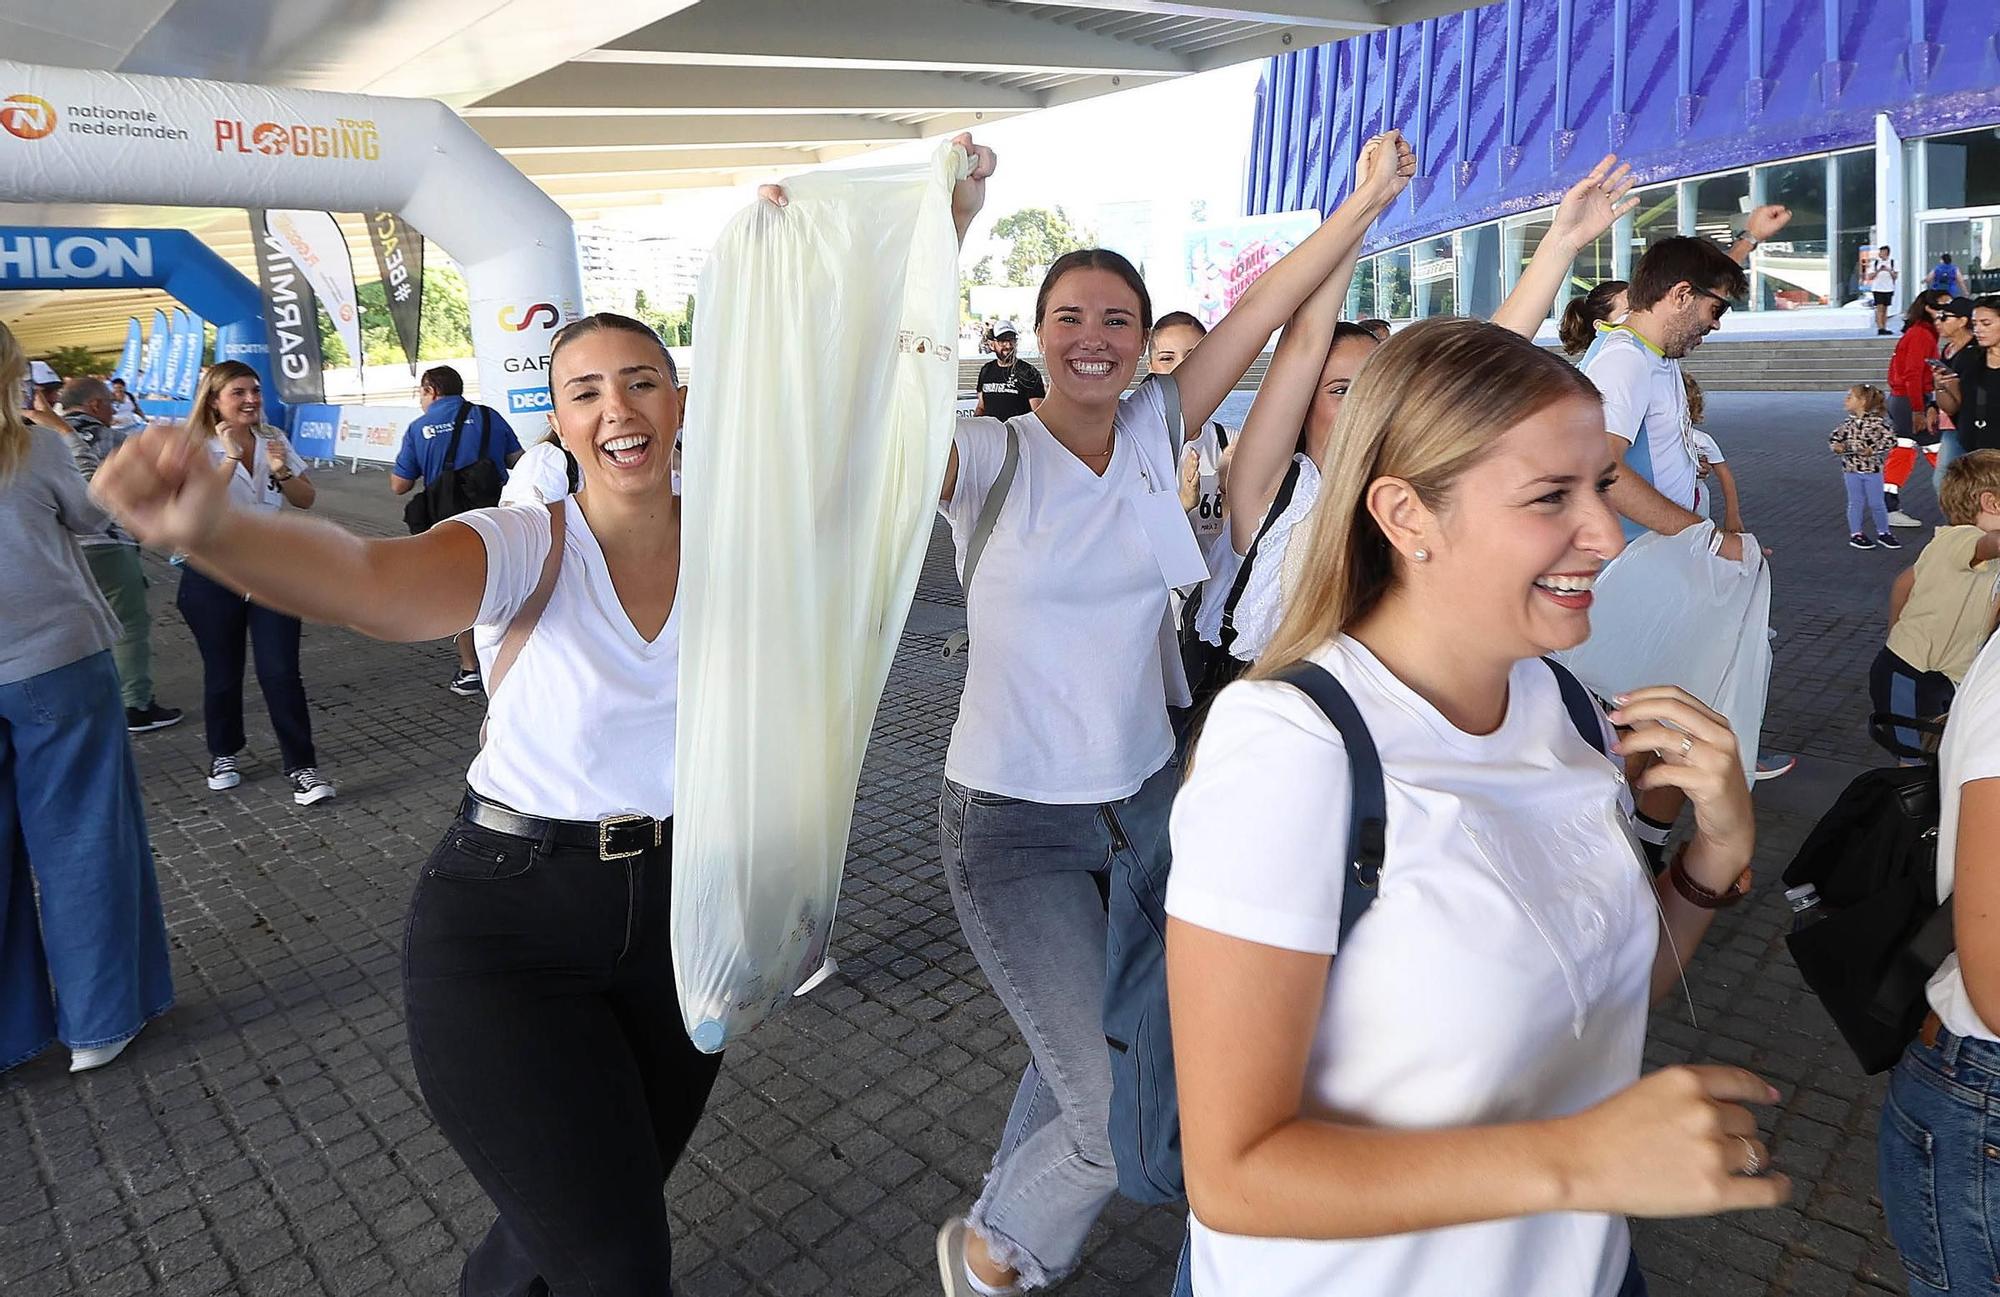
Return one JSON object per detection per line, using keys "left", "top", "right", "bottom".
{"left": 1167, "top": 636, "right": 1655, "bottom": 1297}
{"left": 207, "top": 427, "right": 307, "bottom": 512}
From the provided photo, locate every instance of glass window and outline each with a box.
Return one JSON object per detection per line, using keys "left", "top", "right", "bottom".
{"left": 1922, "top": 218, "right": 2000, "bottom": 297}
{"left": 1348, "top": 256, "right": 1377, "bottom": 321}
{"left": 1383, "top": 246, "right": 1415, "bottom": 319}
{"left": 1923, "top": 128, "right": 2000, "bottom": 211}
{"left": 1413, "top": 235, "right": 1457, "bottom": 317}
{"left": 1458, "top": 224, "right": 1503, "bottom": 318}
{"left": 1630, "top": 183, "right": 1680, "bottom": 257}
{"left": 1754, "top": 157, "right": 1830, "bottom": 309}
{"left": 1567, "top": 229, "right": 1617, "bottom": 302}
{"left": 1502, "top": 212, "right": 1553, "bottom": 302}
{"left": 1835, "top": 150, "right": 1877, "bottom": 305}
{"left": 1691, "top": 171, "right": 1750, "bottom": 248}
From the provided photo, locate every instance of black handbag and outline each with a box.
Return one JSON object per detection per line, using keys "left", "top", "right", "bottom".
{"left": 404, "top": 402, "right": 505, "bottom": 534}
{"left": 1782, "top": 713, "right": 1954, "bottom": 1073}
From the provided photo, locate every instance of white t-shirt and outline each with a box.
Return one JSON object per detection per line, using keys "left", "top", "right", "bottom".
{"left": 451, "top": 498, "right": 681, "bottom": 822}
{"left": 1228, "top": 454, "right": 1320, "bottom": 662}
{"left": 207, "top": 427, "right": 307, "bottom": 512}
{"left": 944, "top": 381, "right": 1191, "bottom": 803}
{"left": 1927, "top": 627, "right": 2000, "bottom": 1042}
{"left": 500, "top": 440, "right": 572, "bottom": 507}
{"left": 1870, "top": 257, "right": 1898, "bottom": 293}
{"left": 1167, "top": 637, "right": 1654, "bottom": 1297}
{"left": 1580, "top": 326, "right": 1699, "bottom": 539}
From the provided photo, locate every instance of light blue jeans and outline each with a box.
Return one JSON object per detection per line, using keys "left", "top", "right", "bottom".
{"left": 1879, "top": 1023, "right": 2000, "bottom": 1294}
{"left": 1845, "top": 470, "right": 1891, "bottom": 536}
{"left": 0, "top": 651, "right": 174, "bottom": 1070}
{"left": 939, "top": 760, "right": 1178, "bottom": 1288}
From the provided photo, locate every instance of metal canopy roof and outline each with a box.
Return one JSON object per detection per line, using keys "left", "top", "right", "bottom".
{"left": 1, "top": 0, "right": 1481, "bottom": 352}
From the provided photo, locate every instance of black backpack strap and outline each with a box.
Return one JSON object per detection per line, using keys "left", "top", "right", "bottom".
{"left": 1541, "top": 657, "right": 1609, "bottom": 756}
{"left": 1272, "top": 663, "right": 1386, "bottom": 945}
{"left": 1219, "top": 459, "right": 1305, "bottom": 656}
{"left": 1212, "top": 422, "right": 1229, "bottom": 451}
{"left": 474, "top": 404, "right": 494, "bottom": 465}
{"left": 437, "top": 399, "right": 473, "bottom": 476}
{"left": 562, "top": 445, "right": 580, "bottom": 495}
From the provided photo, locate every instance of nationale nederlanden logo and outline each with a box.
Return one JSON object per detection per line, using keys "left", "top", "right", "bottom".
{"left": 0, "top": 94, "right": 57, "bottom": 141}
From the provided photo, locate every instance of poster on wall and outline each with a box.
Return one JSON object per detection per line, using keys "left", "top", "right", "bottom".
{"left": 331, "top": 403, "right": 415, "bottom": 464}
{"left": 1181, "top": 209, "right": 1321, "bottom": 329}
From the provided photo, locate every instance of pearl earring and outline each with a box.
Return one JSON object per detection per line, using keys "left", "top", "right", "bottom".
{"left": 1412, "top": 548, "right": 1430, "bottom": 562}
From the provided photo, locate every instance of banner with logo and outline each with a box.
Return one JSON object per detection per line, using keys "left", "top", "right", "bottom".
{"left": 0, "top": 57, "right": 583, "bottom": 439}
{"left": 113, "top": 316, "right": 142, "bottom": 383}
{"left": 158, "top": 309, "right": 187, "bottom": 399}
{"left": 250, "top": 208, "right": 326, "bottom": 406}
{"left": 139, "top": 308, "right": 171, "bottom": 395}
{"left": 332, "top": 402, "right": 418, "bottom": 464}
{"left": 367, "top": 210, "right": 423, "bottom": 372}
{"left": 264, "top": 210, "right": 361, "bottom": 372}
{"left": 175, "top": 310, "right": 207, "bottom": 401}
{"left": 1181, "top": 209, "right": 1323, "bottom": 329}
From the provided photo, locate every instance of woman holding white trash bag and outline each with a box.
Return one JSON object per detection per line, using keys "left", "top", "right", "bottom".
{"left": 932, "top": 134, "right": 1417, "bottom": 1297}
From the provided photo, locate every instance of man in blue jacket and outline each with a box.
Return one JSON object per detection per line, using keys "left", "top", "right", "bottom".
{"left": 390, "top": 366, "right": 522, "bottom": 696}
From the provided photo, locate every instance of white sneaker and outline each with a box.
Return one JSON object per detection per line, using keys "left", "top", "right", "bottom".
{"left": 206, "top": 753, "right": 241, "bottom": 791}
{"left": 1887, "top": 510, "right": 1924, "bottom": 528}
{"left": 936, "top": 1217, "right": 1020, "bottom": 1296}
{"left": 70, "top": 1030, "right": 138, "bottom": 1073}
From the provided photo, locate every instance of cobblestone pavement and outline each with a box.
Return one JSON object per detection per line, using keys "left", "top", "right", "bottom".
{"left": 0, "top": 390, "right": 1935, "bottom": 1296}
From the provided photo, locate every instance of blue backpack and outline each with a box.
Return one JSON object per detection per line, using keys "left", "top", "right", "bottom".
{"left": 1103, "top": 655, "right": 1610, "bottom": 1203}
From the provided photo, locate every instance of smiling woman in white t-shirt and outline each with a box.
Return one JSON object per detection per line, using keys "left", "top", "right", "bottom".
{"left": 1165, "top": 319, "right": 1788, "bottom": 1297}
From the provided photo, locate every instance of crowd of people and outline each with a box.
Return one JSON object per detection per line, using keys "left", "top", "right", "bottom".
{"left": 2, "top": 126, "right": 1995, "bottom": 1297}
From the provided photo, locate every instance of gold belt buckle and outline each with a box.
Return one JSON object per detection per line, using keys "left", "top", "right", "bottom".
{"left": 598, "top": 813, "right": 657, "bottom": 861}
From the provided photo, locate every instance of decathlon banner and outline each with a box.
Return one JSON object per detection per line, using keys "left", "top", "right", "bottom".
{"left": 139, "top": 308, "right": 170, "bottom": 395}
{"left": 367, "top": 211, "right": 423, "bottom": 372}
{"left": 0, "top": 59, "right": 581, "bottom": 440}
{"left": 250, "top": 208, "right": 326, "bottom": 406}
{"left": 113, "top": 317, "right": 142, "bottom": 383}
{"left": 158, "top": 309, "right": 188, "bottom": 398}
{"left": 175, "top": 311, "right": 207, "bottom": 400}
{"left": 266, "top": 210, "right": 361, "bottom": 370}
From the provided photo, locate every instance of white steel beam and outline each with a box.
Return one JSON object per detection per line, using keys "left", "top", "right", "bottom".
{"left": 469, "top": 63, "right": 1044, "bottom": 115}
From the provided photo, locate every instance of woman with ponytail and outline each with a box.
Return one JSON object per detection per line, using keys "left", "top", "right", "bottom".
{"left": 1562, "top": 280, "right": 1631, "bottom": 356}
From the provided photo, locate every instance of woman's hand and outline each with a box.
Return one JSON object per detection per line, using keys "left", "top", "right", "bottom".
{"left": 1352, "top": 130, "right": 1417, "bottom": 210}
{"left": 263, "top": 435, "right": 290, "bottom": 476}
{"left": 91, "top": 424, "right": 237, "bottom": 554}
{"left": 948, "top": 131, "right": 997, "bottom": 243}
{"left": 1178, "top": 446, "right": 1201, "bottom": 512}
{"left": 1547, "top": 154, "right": 1639, "bottom": 256}
{"left": 1560, "top": 1065, "right": 1790, "bottom": 1217}
{"left": 1609, "top": 685, "right": 1754, "bottom": 879}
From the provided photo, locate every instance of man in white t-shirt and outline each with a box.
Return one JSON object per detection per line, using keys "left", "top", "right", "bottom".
{"left": 1575, "top": 235, "right": 1758, "bottom": 863}
{"left": 1865, "top": 244, "right": 1899, "bottom": 335}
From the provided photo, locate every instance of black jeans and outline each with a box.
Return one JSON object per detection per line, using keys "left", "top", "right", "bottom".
{"left": 175, "top": 566, "right": 317, "bottom": 770}
{"left": 403, "top": 812, "right": 722, "bottom": 1297}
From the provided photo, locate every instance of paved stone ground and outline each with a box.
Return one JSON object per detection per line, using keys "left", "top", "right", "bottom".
{"left": 0, "top": 389, "right": 1939, "bottom": 1296}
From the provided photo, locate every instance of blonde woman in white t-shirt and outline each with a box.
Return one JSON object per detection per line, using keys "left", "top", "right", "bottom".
{"left": 1165, "top": 318, "right": 1787, "bottom": 1297}
{"left": 96, "top": 316, "right": 705, "bottom": 1296}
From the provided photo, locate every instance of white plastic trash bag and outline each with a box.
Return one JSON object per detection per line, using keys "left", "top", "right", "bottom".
{"left": 672, "top": 143, "right": 969, "bottom": 1052}
{"left": 1555, "top": 521, "right": 1771, "bottom": 783}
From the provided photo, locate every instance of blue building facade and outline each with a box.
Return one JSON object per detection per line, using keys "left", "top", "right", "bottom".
{"left": 1243, "top": 0, "right": 2000, "bottom": 319}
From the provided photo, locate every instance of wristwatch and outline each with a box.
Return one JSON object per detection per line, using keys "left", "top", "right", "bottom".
{"left": 1667, "top": 846, "right": 1752, "bottom": 909}
{"left": 1733, "top": 229, "right": 1758, "bottom": 248}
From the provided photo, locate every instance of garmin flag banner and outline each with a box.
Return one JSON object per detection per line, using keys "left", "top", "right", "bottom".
{"left": 113, "top": 317, "right": 142, "bottom": 383}
{"left": 251, "top": 208, "right": 326, "bottom": 405}
{"left": 266, "top": 210, "right": 361, "bottom": 372}
{"left": 367, "top": 210, "right": 423, "bottom": 371}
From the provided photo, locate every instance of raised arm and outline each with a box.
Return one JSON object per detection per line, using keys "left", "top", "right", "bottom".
{"left": 1171, "top": 132, "right": 1414, "bottom": 430}
{"left": 1490, "top": 155, "right": 1637, "bottom": 337}
{"left": 1729, "top": 205, "right": 1791, "bottom": 267}
{"left": 90, "top": 424, "right": 485, "bottom": 643}
{"left": 1227, "top": 269, "right": 1350, "bottom": 552}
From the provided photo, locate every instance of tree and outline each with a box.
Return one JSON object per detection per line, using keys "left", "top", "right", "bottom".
{"left": 46, "top": 345, "right": 104, "bottom": 377}
{"left": 992, "top": 207, "right": 1089, "bottom": 286}
{"left": 316, "top": 262, "right": 473, "bottom": 369}
{"left": 633, "top": 289, "right": 680, "bottom": 348}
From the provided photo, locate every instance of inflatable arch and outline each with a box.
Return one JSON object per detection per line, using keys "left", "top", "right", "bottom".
{"left": 0, "top": 59, "right": 584, "bottom": 440}
{"left": 0, "top": 225, "right": 281, "bottom": 421}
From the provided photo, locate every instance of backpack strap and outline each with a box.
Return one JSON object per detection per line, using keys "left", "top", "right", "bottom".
{"left": 1219, "top": 458, "right": 1305, "bottom": 657}
{"left": 485, "top": 500, "right": 567, "bottom": 703}
{"left": 1272, "top": 662, "right": 1387, "bottom": 945}
{"left": 474, "top": 404, "right": 493, "bottom": 466}
{"left": 941, "top": 421, "right": 1022, "bottom": 659}
{"left": 1148, "top": 371, "right": 1185, "bottom": 463}
{"left": 1541, "top": 657, "right": 1609, "bottom": 756}
{"left": 1212, "top": 422, "right": 1229, "bottom": 452}
{"left": 437, "top": 399, "right": 473, "bottom": 478}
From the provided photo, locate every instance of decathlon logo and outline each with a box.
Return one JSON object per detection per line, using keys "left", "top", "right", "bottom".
{"left": 0, "top": 95, "right": 55, "bottom": 141}
{"left": 507, "top": 385, "right": 553, "bottom": 414}
{"left": 498, "top": 304, "right": 560, "bottom": 332}
{"left": 0, "top": 234, "right": 155, "bottom": 282}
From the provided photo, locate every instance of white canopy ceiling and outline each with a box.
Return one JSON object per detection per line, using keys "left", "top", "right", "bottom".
{"left": 1, "top": 0, "right": 1480, "bottom": 352}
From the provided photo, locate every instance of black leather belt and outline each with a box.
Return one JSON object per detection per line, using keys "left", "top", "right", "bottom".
{"left": 459, "top": 793, "right": 666, "bottom": 861}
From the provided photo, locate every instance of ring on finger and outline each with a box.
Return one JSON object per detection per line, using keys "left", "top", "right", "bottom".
{"left": 1678, "top": 733, "right": 1694, "bottom": 760}
{"left": 1735, "top": 1135, "right": 1763, "bottom": 1176}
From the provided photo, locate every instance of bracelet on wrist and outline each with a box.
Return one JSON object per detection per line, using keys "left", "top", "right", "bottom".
{"left": 1667, "top": 844, "right": 1752, "bottom": 909}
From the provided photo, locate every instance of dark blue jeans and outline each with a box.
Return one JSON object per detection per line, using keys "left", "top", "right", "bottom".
{"left": 1879, "top": 1024, "right": 2000, "bottom": 1294}
{"left": 176, "top": 566, "right": 317, "bottom": 770}
{"left": 0, "top": 651, "right": 174, "bottom": 1069}
{"left": 402, "top": 811, "right": 721, "bottom": 1296}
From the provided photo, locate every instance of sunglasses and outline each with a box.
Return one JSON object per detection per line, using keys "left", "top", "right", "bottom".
{"left": 1690, "top": 286, "right": 1734, "bottom": 315}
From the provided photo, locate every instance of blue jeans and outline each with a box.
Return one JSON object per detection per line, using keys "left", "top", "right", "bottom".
{"left": 1846, "top": 470, "right": 1891, "bottom": 536}
{"left": 939, "top": 760, "right": 1179, "bottom": 1288}
{"left": 1879, "top": 1025, "right": 2000, "bottom": 1294}
{"left": 1936, "top": 429, "right": 1965, "bottom": 476}
{"left": 176, "top": 566, "right": 317, "bottom": 770}
{"left": 0, "top": 651, "right": 174, "bottom": 1069}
